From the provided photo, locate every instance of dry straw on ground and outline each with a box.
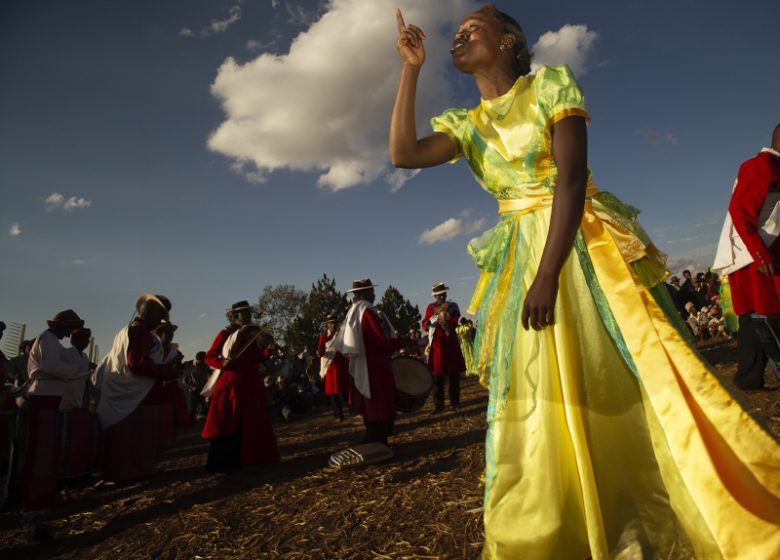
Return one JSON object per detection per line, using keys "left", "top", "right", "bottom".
{"left": 0, "top": 339, "right": 777, "bottom": 559}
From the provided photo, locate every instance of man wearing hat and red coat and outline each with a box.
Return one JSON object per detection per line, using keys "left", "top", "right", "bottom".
{"left": 422, "top": 283, "right": 467, "bottom": 412}
{"left": 96, "top": 295, "right": 180, "bottom": 482}
{"left": 21, "top": 309, "right": 91, "bottom": 511}
{"left": 332, "top": 279, "right": 405, "bottom": 447}
{"left": 202, "top": 300, "right": 279, "bottom": 472}
{"left": 713, "top": 124, "right": 780, "bottom": 389}
{"left": 317, "top": 313, "right": 350, "bottom": 420}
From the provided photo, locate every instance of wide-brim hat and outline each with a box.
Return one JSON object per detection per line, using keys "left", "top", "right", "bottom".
{"left": 324, "top": 313, "right": 338, "bottom": 323}
{"left": 431, "top": 282, "right": 450, "bottom": 296}
{"left": 225, "top": 300, "right": 252, "bottom": 318}
{"left": 70, "top": 326, "right": 92, "bottom": 337}
{"left": 136, "top": 294, "right": 167, "bottom": 314}
{"left": 47, "top": 309, "right": 85, "bottom": 329}
{"left": 346, "top": 278, "right": 378, "bottom": 293}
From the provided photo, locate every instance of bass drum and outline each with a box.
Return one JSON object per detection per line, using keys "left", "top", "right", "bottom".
{"left": 392, "top": 356, "right": 434, "bottom": 413}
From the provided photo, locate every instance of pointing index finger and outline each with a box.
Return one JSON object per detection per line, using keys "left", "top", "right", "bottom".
{"left": 395, "top": 8, "right": 406, "bottom": 33}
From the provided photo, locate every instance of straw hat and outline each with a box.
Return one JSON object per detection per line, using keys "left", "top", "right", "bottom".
{"left": 431, "top": 282, "right": 449, "bottom": 296}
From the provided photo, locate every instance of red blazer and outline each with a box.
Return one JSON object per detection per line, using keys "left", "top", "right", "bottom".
{"left": 728, "top": 151, "right": 780, "bottom": 315}
{"left": 350, "top": 308, "right": 404, "bottom": 422}
{"left": 317, "top": 331, "right": 349, "bottom": 395}
{"left": 423, "top": 302, "right": 466, "bottom": 377}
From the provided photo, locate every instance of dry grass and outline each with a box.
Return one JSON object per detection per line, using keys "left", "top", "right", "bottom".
{"left": 1, "top": 340, "right": 777, "bottom": 560}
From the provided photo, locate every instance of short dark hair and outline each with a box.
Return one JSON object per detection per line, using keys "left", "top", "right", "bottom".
{"left": 478, "top": 4, "right": 532, "bottom": 77}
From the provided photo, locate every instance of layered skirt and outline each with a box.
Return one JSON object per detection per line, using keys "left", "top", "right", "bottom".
{"left": 469, "top": 192, "right": 780, "bottom": 559}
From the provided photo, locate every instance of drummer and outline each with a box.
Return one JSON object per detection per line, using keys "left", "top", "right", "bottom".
{"left": 332, "top": 279, "right": 406, "bottom": 447}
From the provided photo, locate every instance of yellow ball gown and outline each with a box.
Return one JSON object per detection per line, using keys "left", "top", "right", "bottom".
{"left": 432, "top": 65, "right": 780, "bottom": 560}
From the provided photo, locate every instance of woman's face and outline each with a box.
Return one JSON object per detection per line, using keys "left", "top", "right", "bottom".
{"left": 451, "top": 11, "right": 503, "bottom": 73}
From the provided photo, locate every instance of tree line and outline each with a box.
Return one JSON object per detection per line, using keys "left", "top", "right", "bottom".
{"left": 252, "top": 274, "right": 422, "bottom": 352}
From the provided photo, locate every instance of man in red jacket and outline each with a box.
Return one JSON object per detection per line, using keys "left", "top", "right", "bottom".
{"left": 422, "top": 283, "right": 467, "bottom": 412}
{"left": 333, "top": 279, "right": 405, "bottom": 446}
{"left": 317, "top": 313, "right": 350, "bottom": 420}
{"left": 714, "top": 124, "right": 780, "bottom": 389}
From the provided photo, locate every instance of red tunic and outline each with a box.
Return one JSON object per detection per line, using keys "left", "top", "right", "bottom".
{"left": 204, "top": 324, "right": 238, "bottom": 370}
{"left": 317, "top": 332, "right": 350, "bottom": 395}
{"left": 350, "top": 308, "right": 405, "bottom": 422}
{"left": 201, "top": 341, "right": 279, "bottom": 466}
{"left": 422, "top": 302, "right": 467, "bottom": 377}
{"left": 727, "top": 151, "right": 780, "bottom": 315}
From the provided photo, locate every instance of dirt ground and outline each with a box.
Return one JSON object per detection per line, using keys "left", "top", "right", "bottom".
{"left": 1, "top": 339, "right": 778, "bottom": 560}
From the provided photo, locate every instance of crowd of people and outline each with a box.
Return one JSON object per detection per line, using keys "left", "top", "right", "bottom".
{"left": 664, "top": 269, "right": 732, "bottom": 342}
{"left": 0, "top": 279, "right": 474, "bottom": 539}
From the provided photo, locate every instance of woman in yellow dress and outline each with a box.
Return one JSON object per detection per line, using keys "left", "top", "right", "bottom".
{"left": 389, "top": 5, "right": 780, "bottom": 559}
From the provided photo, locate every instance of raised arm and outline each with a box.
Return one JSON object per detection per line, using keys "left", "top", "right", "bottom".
{"left": 521, "top": 116, "right": 589, "bottom": 330}
{"left": 389, "top": 9, "right": 456, "bottom": 169}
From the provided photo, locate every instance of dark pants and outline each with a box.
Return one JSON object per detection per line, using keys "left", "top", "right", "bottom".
{"left": 206, "top": 431, "right": 242, "bottom": 473}
{"left": 734, "top": 314, "right": 767, "bottom": 390}
{"left": 363, "top": 420, "right": 394, "bottom": 446}
{"left": 329, "top": 394, "right": 346, "bottom": 420}
{"left": 433, "top": 374, "right": 460, "bottom": 409}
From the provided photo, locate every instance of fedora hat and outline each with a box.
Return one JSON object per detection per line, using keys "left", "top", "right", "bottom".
{"left": 346, "top": 278, "right": 378, "bottom": 293}
{"left": 225, "top": 300, "right": 252, "bottom": 318}
{"left": 431, "top": 282, "right": 449, "bottom": 296}
{"left": 47, "top": 309, "right": 85, "bottom": 329}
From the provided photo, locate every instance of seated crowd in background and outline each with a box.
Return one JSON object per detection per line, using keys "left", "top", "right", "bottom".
{"left": 666, "top": 269, "right": 732, "bottom": 342}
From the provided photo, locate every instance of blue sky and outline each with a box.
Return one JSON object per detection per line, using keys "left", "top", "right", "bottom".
{"left": 1, "top": 0, "right": 778, "bottom": 359}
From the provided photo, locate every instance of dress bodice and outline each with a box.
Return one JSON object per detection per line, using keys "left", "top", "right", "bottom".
{"left": 431, "top": 65, "right": 591, "bottom": 200}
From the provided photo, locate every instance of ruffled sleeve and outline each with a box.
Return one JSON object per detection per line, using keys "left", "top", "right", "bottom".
{"left": 535, "top": 65, "right": 590, "bottom": 126}
{"left": 430, "top": 108, "right": 468, "bottom": 163}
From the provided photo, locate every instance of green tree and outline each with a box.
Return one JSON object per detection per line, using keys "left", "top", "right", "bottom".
{"left": 253, "top": 284, "right": 306, "bottom": 344}
{"left": 376, "top": 285, "right": 421, "bottom": 337}
{"left": 285, "top": 274, "right": 349, "bottom": 352}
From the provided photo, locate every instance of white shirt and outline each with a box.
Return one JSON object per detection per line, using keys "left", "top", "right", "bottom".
{"left": 27, "top": 330, "right": 90, "bottom": 398}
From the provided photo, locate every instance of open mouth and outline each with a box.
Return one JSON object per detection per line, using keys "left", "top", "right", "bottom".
{"left": 450, "top": 38, "right": 467, "bottom": 54}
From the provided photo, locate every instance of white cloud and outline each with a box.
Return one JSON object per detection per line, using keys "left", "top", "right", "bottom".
{"left": 531, "top": 24, "right": 598, "bottom": 76}
{"left": 271, "top": 0, "right": 280, "bottom": 9}
{"left": 418, "top": 213, "right": 485, "bottom": 245}
{"left": 9, "top": 223, "right": 21, "bottom": 237}
{"left": 180, "top": 5, "right": 242, "bottom": 38}
{"left": 636, "top": 128, "right": 679, "bottom": 146}
{"left": 63, "top": 196, "right": 92, "bottom": 211}
{"left": 44, "top": 192, "right": 92, "bottom": 212}
{"left": 207, "top": 0, "right": 478, "bottom": 191}
{"left": 70, "top": 259, "right": 86, "bottom": 265}
{"left": 285, "top": 4, "right": 318, "bottom": 26}
{"left": 44, "top": 192, "right": 65, "bottom": 211}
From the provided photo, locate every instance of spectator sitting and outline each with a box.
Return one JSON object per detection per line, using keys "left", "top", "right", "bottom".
{"left": 685, "top": 302, "right": 707, "bottom": 341}
{"left": 297, "top": 373, "right": 321, "bottom": 407}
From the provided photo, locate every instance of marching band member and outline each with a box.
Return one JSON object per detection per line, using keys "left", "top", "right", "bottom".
{"left": 317, "top": 313, "right": 350, "bottom": 420}
{"left": 96, "top": 295, "right": 179, "bottom": 481}
{"left": 422, "top": 283, "right": 466, "bottom": 412}
{"left": 714, "top": 123, "right": 780, "bottom": 390}
{"left": 202, "top": 300, "right": 280, "bottom": 472}
{"left": 21, "top": 310, "right": 90, "bottom": 511}
{"left": 333, "top": 279, "right": 405, "bottom": 447}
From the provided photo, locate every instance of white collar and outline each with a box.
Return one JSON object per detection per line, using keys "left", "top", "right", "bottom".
{"left": 760, "top": 147, "right": 780, "bottom": 157}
